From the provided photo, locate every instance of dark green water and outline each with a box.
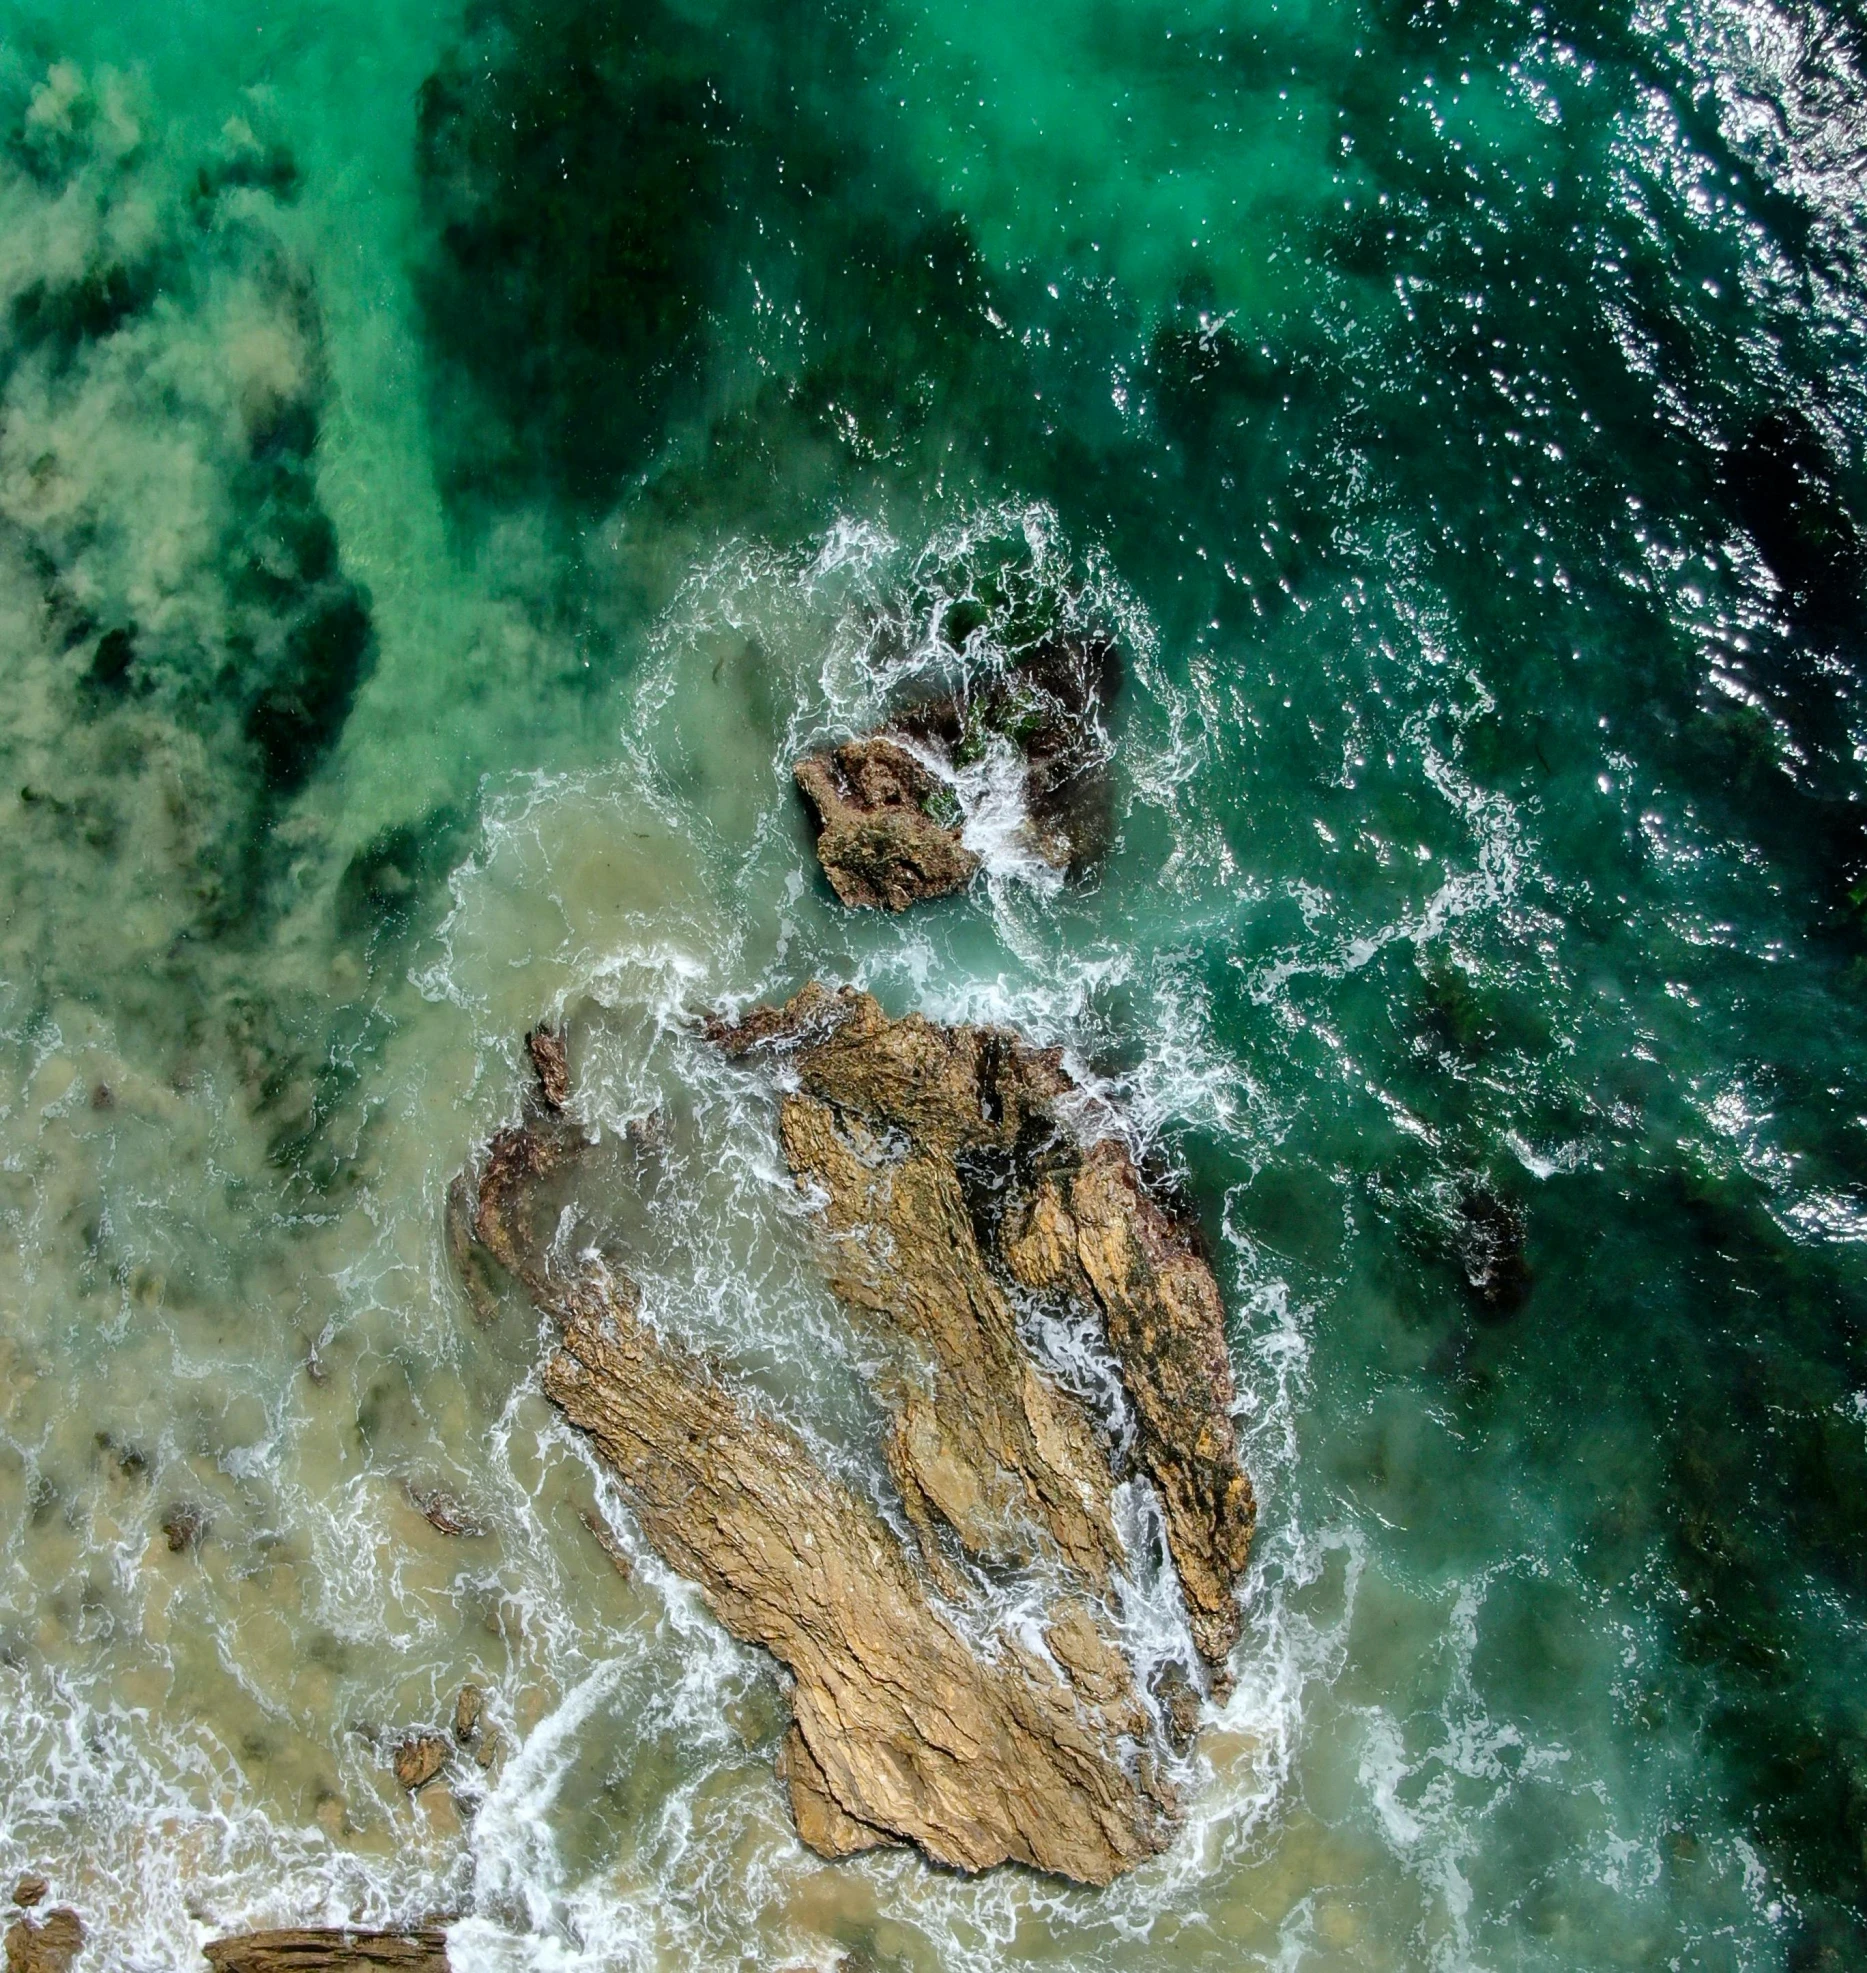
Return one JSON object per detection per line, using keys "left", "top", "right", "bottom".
{"left": 1, "top": 0, "right": 1864, "bottom": 1967}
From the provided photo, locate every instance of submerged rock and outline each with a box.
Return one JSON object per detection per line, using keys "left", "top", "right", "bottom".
{"left": 201, "top": 1931, "right": 447, "bottom": 1973}
{"left": 454, "top": 1037, "right": 1181, "bottom": 1882}
{"left": 161, "top": 1504, "right": 209, "bottom": 1554}
{"left": 577, "top": 1507, "right": 635, "bottom": 1580}
{"left": 405, "top": 1485, "right": 485, "bottom": 1539}
{"left": 710, "top": 984, "right": 1255, "bottom": 1671}
{"left": 794, "top": 635, "right": 1120, "bottom": 911}
{"left": 1457, "top": 1188, "right": 1530, "bottom": 1318}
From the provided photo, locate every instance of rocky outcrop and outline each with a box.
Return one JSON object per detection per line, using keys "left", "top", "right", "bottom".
{"left": 542, "top": 1266, "right": 1175, "bottom": 1879}
{"left": 792, "top": 739, "right": 978, "bottom": 911}
{"left": 523, "top": 1026, "right": 571, "bottom": 1113}
{"left": 390, "top": 1733, "right": 450, "bottom": 1793}
{"left": 999, "top": 1139, "right": 1255, "bottom": 1668}
{"left": 793, "top": 635, "right": 1121, "bottom": 911}
{"left": 762, "top": 1031, "right": 1121, "bottom": 1595}
{"left": 201, "top": 1932, "right": 447, "bottom": 1973}
{"left": 3, "top": 1910, "right": 82, "bottom": 1973}
{"left": 710, "top": 984, "right": 1254, "bottom": 1671}
{"left": 455, "top": 1042, "right": 1180, "bottom": 1883}
{"left": 896, "top": 634, "right": 1123, "bottom": 877}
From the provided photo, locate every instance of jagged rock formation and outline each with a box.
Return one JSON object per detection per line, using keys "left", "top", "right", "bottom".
{"left": 793, "top": 635, "right": 1121, "bottom": 910}
{"left": 455, "top": 1045, "right": 1179, "bottom": 1882}
{"left": 793, "top": 739, "right": 980, "bottom": 911}
{"left": 753, "top": 1020, "right": 1122, "bottom": 1595}
{"left": 390, "top": 1733, "right": 450, "bottom": 1793}
{"left": 3, "top": 1909, "right": 82, "bottom": 1973}
{"left": 710, "top": 984, "right": 1254, "bottom": 1671}
{"left": 201, "top": 1932, "right": 447, "bottom": 1973}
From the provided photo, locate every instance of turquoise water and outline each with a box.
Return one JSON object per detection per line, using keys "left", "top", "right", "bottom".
{"left": 1, "top": 0, "right": 1864, "bottom": 1966}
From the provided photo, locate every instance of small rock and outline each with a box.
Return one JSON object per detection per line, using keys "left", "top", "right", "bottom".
{"left": 162, "top": 1504, "right": 208, "bottom": 1553}
{"left": 1150, "top": 1661, "right": 1204, "bottom": 1757}
{"left": 792, "top": 738, "right": 979, "bottom": 912}
{"left": 622, "top": 1110, "right": 666, "bottom": 1155}
{"left": 524, "top": 1026, "right": 570, "bottom": 1113}
{"left": 391, "top": 1733, "right": 450, "bottom": 1794}
{"left": 796, "top": 632, "right": 1123, "bottom": 912}
{"left": 4, "top": 1907, "right": 83, "bottom": 1973}
{"left": 96, "top": 1437, "right": 146, "bottom": 1483}
{"left": 577, "top": 1508, "right": 633, "bottom": 1579}
{"left": 89, "top": 1084, "right": 113, "bottom": 1111}
{"left": 406, "top": 1485, "right": 485, "bottom": 1539}
{"left": 8, "top": 1882, "right": 45, "bottom": 1911}
{"left": 452, "top": 1685, "right": 482, "bottom": 1743}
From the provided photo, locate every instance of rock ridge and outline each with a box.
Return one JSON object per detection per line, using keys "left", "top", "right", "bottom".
{"left": 709, "top": 983, "right": 1255, "bottom": 1671}
{"left": 454, "top": 1032, "right": 1180, "bottom": 1883}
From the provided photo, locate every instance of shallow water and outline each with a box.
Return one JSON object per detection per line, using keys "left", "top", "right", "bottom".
{"left": 1, "top": 0, "right": 1865, "bottom": 1967}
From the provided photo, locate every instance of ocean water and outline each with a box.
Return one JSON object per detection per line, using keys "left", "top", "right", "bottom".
{"left": 1, "top": 0, "right": 1864, "bottom": 1967}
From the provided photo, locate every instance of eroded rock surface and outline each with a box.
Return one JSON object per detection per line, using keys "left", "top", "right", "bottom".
{"left": 793, "top": 738, "right": 979, "bottom": 911}
{"left": 3, "top": 1909, "right": 82, "bottom": 1973}
{"left": 201, "top": 1932, "right": 448, "bottom": 1973}
{"left": 710, "top": 983, "right": 1255, "bottom": 1670}
{"left": 766, "top": 1031, "right": 1121, "bottom": 1594}
{"left": 390, "top": 1733, "right": 449, "bottom": 1793}
{"left": 793, "top": 635, "right": 1120, "bottom": 911}
{"left": 455, "top": 1042, "right": 1179, "bottom": 1883}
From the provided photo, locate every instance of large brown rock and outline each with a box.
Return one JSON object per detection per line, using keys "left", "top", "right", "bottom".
{"left": 457, "top": 1096, "right": 1168, "bottom": 1878}
{"left": 710, "top": 984, "right": 1255, "bottom": 1671}
{"left": 3, "top": 1910, "right": 82, "bottom": 1973}
{"left": 457, "top": 1055, "right": 1179, "bottom": 1883}
{"left": 543, "top": 1267, "right": 1174, "bottom": 1879}
{"left": 201, "top": 1932, "right": 447, "bottom": 1973}
{"left": 792, "top": 738, "right": 979, "bottom": 912}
